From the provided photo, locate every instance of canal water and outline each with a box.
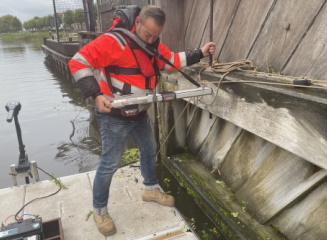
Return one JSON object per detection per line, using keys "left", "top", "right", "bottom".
{"left": 0, "top": 39, "right": 225, "bottom": 240}
{"left": 0, "top": 40, "right": 101, "bottom": 188}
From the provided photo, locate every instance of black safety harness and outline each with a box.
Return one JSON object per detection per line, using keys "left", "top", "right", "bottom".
{"left": 105, "top": 28, "right": 200, "bottom": 96}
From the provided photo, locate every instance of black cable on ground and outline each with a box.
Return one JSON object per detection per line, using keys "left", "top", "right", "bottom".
{"left": 14, "top": 166, "right": 62, "bottom": 221}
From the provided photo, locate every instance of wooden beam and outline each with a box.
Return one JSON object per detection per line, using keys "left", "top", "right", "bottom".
{"left": 160, "top": 67, "right": 327, "bottom": 170}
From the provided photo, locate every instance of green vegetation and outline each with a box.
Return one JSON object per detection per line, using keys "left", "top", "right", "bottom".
{"left": 121, "top": 148, "right": 140, "bottom": 165}
{"left": 1, "top": 5, "right": 96, "bottom": 33}
{"left": 85, "top": 210, "right": 94, "bottom": 221}
{"left": 0, "top": 15, "right": 22, "bottom": 33}
{"left": 24, "top": 15, "right": 52, "bottom": 31}
{"left": 49, "top": 173, "right": 68, "bottom": 189}
{"left": 0, "top": 31, "right": 76, "bottom": 43}
{"left": 0, "top": 31, "right": 48, "bottom": 42}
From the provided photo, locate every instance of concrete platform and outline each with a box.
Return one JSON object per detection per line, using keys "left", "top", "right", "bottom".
{"left": 0, "top": 166, "right": 198, "bottom": 240}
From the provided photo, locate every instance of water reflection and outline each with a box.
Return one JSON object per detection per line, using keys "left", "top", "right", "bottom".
{"left": 44, "top": 59, "right": 101, "bottom": 173}
{"left": 0, "top": 40, "right": 101, "bottom": 188}
{"left": 1, "top": 46, "right": 26, "bottom": 54}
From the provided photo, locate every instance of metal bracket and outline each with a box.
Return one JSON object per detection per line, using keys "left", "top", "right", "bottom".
{"left": 10, "top": 161, "right": 40, "bottom": 186}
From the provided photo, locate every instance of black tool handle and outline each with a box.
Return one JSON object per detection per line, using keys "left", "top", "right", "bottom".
{"left": 5, "top": 101, "right": 21, "bottom": 123}
{"left": 293, "top": 79, "right": 311, "bottom": 86}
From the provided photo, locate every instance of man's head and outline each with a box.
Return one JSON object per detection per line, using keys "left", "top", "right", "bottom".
{"left": 135, "top": 5, "right": 166, "bottom": 44}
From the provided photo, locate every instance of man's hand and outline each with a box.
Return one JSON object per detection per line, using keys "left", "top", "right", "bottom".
{"left": 201, "top": 42, "right": 216, "bottom": 57}
{"left": 95, "top": 95, "right": 112, "bottom": 113}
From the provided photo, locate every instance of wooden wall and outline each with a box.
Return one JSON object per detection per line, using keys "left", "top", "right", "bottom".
{"left": 159, "top": 71, "right": 327, "bottom": 240}
{"left": 155, "top": 0, "right": 327, "bottom": 81}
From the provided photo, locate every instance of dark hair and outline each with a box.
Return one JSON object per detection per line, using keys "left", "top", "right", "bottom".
{"left": 139, "top": 5, "right": 166, "bottom": 26}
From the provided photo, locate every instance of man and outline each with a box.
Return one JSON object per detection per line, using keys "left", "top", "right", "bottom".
{"left": 68, "top": 5, "right": 216, "bottom": 236}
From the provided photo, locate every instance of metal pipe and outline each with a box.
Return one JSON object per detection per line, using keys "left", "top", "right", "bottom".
{"left": 209, "top": 0, "right": 214, "bottom": 66}
{"left": 52, "top": 0, "right": 60, "bottom": 42}
{"left": 88, "top": 0, "right": 96, "bottom": 32}
{"left": 83, "top": 0, "right": 90, "bottom": 31}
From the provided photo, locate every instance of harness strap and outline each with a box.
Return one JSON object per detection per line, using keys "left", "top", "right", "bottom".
{"left": 112, "top": 28, "right": 201, "bottom": 88}
{"left": 106, "top": 65, "right": 141, "bottom": 75}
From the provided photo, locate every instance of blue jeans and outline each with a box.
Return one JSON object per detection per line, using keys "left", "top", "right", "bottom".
{"left": 93, "top": 112, "right": 159, "bottom": 210}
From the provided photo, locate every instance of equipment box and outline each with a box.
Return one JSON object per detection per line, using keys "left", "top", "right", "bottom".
{"left": 43, "top": 218, "right": 64, "bottom": 240}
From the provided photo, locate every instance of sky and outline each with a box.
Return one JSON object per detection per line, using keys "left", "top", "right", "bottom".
{"left": 0, "top": 0, "right": 84, "bottom": 23}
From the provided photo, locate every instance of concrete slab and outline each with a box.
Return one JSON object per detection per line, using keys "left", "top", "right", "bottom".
{"left": 0, "top": 185, "right": 25, "bottom": 223}
{"left": 0, "top": 166, "right": 198, "bottom": 240}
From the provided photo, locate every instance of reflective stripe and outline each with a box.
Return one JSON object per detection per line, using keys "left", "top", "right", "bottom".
{"left": 164, "top": 53, "right": 175, "bottom": 70}
{"left": 74, "top": 68, "right": 94, "bottom": 81}
{"left": 99, "top": 70, "right": 107, "bottom": 82}
{"left": 105, "top": 32, "right": 127, "bottom": 50}
{"left": 72, "top": 52, "right": 90, "bottom": 66}
{"left": 111, "top": 77, "right": 151, "bottom": 94}
{"left": 92, "top": 68, "right": 108, "bottom": 84}
{"left": 179, "top": 52, "right": 187, "bottom": 67}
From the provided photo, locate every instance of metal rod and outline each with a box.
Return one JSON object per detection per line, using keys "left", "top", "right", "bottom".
{"left": 109, "top": 87, "right": 213, "bottom": 108}
{"left": 14, "top": 114, "right": 26, "bottom": 160}
{"left": 52, "top": 0, "right": 60, "bottom": 42}
{"left": 83, "top": 0, "right": 90, "bottom": 31}
{"left": 209, "top": 0, "right": 214, "bottom": 66}
{"left": 88, "top": 0, "right": 96, "bottom": 32}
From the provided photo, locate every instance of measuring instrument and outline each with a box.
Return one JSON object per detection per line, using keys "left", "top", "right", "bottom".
{"left": 108, "top": 87, "right": 212, "bottom": 109}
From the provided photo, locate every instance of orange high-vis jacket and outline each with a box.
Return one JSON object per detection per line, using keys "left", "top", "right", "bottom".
{"left": 68, "top": 31, "right": 203, "bottom": 101}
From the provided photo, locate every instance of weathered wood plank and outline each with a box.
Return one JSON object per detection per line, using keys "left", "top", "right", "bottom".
{"left": 236, "top": 147, "right": 327, "bottom": 223}
{"left": 282, "top": 2, "right": 327, "bottom": 80}
{"left": 218, "top": 0, "right": 274, "bottom": 62}
{"left": 197, "top": 117, "right": 242, "bottom": 171}
{"left": 161, "top": 68, "right": 327, "bottom": 170}
{"left": 272, "top": 181, "right": 327, "bottom": 240}
{"left": 220, "top": 131, "right": 277, "bottom": 190}
{"left": 248, "top": 0, "right": 325, "bottom": 73}
{"left": 186, "top": 107, "right": 217, "bottom": 157}
{"left": 183, "top": 0, "right": 194, "bottom": 39}
{"left": 159, "top": 99, "right": 188, "bottom": 156}
{"left": 200, "top": 0, "right": 239, "bottom": 61}
{"left": 157, "top": 0, "right": 184, "bottom": 52}
{"left": 184, "top": 1, "right": 210, "bottom": 49}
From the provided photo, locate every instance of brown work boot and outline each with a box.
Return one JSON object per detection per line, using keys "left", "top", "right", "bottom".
{"left": 93, "top": 212, "right": 116, "bottom": 236}
{"left": 142, "top": 188, "right": 175, "bottom": 206}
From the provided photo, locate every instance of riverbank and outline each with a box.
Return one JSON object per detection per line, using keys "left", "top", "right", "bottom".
{"left": 0, "top": 31, "right": 77, "bottom": 43}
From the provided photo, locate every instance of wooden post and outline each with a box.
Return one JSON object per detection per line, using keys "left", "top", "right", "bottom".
{"left": 10, "top": 164, "right": 17, "bottom": 186}
{"left": 30, "top": 161, "right": 40, "bottom": 183}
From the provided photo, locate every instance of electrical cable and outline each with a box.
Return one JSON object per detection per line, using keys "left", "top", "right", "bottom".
{"left": 4, "top": 215, "right": 16, "bottom": 224}
{"left": 20, "top": 214, "right": 36, "bottom": 219}
{"left": 14, "top": 166, "right": 62, "bottom": 222}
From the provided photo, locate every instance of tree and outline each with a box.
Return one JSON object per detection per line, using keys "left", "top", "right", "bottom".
{"left": 74, "top": 8, "right": 85, "bottom": 29}
{"left": 0, "top": 15, "right": 22, "bottom": 33}
{"left": 63, "top": 10, "right": 74, "bottom": 28}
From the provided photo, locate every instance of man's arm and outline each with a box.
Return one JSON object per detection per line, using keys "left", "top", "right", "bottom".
{"left": 68, "top": 34, "right": 125, "bottom": 112}
{"left": 157, "top": 42, "right": 216, "bottom": 70}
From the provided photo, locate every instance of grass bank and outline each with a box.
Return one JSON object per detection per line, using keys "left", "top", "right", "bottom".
{"left": 0, "top": 31, "right": 76, "bottom": 43}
